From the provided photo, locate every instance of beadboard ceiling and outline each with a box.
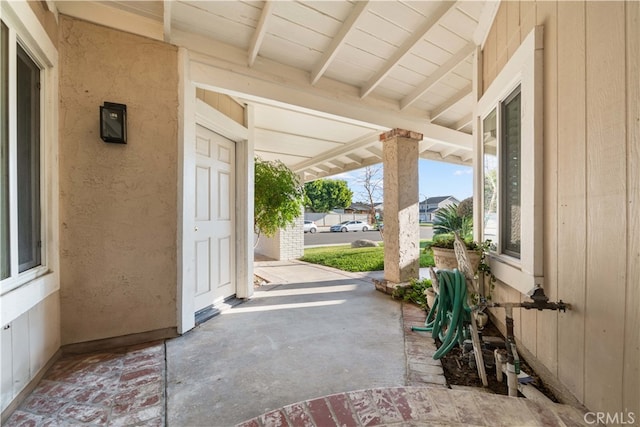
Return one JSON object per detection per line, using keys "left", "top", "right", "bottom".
{"left": 55, "top": 0, "right": 498, "bottom": 180}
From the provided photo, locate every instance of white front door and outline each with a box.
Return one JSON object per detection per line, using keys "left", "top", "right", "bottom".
{"left": 193, "top": 124, "right": 236, "bottom": 312}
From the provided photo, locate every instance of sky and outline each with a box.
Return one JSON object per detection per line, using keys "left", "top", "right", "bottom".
{"left": 333, "top": 159, "right": 473, "bottom": 204}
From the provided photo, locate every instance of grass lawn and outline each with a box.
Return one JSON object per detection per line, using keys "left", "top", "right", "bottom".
{"left": 300, "top": 241, "right": 434, "bottom": 272}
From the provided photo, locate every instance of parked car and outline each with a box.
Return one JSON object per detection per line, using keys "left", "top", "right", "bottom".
{"left": 303, "top": 220, "right": 317, "bottom": 233}
{"left": 330, "top": 220, "right": 371, "bottom": 232}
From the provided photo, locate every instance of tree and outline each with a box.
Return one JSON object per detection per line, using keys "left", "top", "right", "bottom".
{"left": 254, "top": 158, "right": 304, "bottom": 243}
{"left": 356, "top": 165, "right": 383, "bottom": 225}
{"left": 304, "top": 179, "right": 352, "bottom": 212}
{"left": 457, "top": 197, "right": 473, "bottom": 218}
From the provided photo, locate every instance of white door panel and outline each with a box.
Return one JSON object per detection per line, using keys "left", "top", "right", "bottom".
{"left": 193, "top": 125, "right": 236, "bottom": 312}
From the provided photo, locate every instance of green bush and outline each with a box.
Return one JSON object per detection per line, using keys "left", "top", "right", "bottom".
{"left": 392, "top": 278, "right": 432, "bottom": 309}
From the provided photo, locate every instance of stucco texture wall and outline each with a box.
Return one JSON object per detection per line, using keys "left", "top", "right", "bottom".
{"left": 482, "top": 0, "right": 639, "bottom": 418}
{"left": 58, "top": 16, "right": 179, "bottom": 345}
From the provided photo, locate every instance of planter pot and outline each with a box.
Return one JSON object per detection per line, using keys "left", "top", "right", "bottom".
{"left": 431, "top": 246, "right": 481, "bottom": 272}
{"left": 425, "top": 286, "right": 436, "bottom": 309}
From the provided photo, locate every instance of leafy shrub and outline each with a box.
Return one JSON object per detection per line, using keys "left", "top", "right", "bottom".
{"left": 392, "top": 278, "right": 433, "bottom": 309}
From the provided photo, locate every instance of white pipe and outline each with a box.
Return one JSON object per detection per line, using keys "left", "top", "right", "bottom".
{"left": 517, "top": 382, "right": 555, "bottom": 405}
{"left": 506, "top": 363, "right": 518, "bottom": 397}
{"left": 495, "top": 349, "right": 506, "bottom": 383}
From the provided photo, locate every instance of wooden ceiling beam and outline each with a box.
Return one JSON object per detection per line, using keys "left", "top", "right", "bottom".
{"left": 360, "top": 1, "right": 456, "bottom": 99}
{"left": 401, "top": 42, "right": 475, "bottom": 110}
{"left": 441, "top": 146, "right": 460, "bottom": 159}
{"left": 419, "top": 140, "right": 438, "bottom": 154}
{"left": 311, "top": 1, "right": 370, "bottom": 85}
{"left": 248, "top": 1, "right": 275, "bottom": 67}
{"left": 291, "top": 131, "right": 379, "bottom": 173}
{"left": 430, "top": 84, "right": 472, "bottom": 122}
{"left": 366, "top": 146, "right": 383, "bottom": 158}
{"left": 455, "top": 113, "right": 472, "bottom": 130}
{"left": 163, "top": 0, "right": 172, "bottom": 42}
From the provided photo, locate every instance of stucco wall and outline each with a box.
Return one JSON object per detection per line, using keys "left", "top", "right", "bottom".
{"left": 58, "top": 16, "right": 179, "bottom": 344}
{"left": 482, "top": 0, "right": 639, "bottom": 418}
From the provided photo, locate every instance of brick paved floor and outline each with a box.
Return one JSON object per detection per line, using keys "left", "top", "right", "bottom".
{"left": 2, "top": 297, "right": 589, "bottom": 427}
{"left": 236, "top": 386, "right": 589, "bottom": 427}
{"left": 4, "top": 341, "right": 165, "bottom": 427}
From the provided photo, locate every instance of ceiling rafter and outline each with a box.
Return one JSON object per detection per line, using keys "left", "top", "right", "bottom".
{"left": 248, "top": 1, "right": 275, "bottom": 67}
{"left": 255, "top": 127, "right": 344, "bottom": 147}
{"left": 430, "top": 84, "right": 472, "bottom": 122}
{"left": 359, "top": 1, "right": 457, "bottom": 99}
{"left": 311, "top": 1, "right": 371, "bottom": 85}
{"left": 314, "top": 164, "right": 334, "bottom": 173}
{"left": 327, "top": 159, "right": 346, "bottom": 168}
{"left": 400, "top": 42, "right": 476, "bottom": 110}
{"left": 163, "top": 0, "right": 172, "bottom": 42}
{"left": 255, "top": 147, "right": 312, "bottom": 158}
{"left": 346, "top": 153, "right": 364, "bottom": 164}
{"left": 455, "top": 113, "right": 472, "bottom": 130}
{"left": 291, "top": 131, "right": 380, "bottom": 173}
{"left": 419, "top": 140, "right": 438, "bottom": 154}
{"left": 366, "top": 146, "right": 383, "bottom": 158}
{"left": 441, "top": 146, "right": 460, "bottom": 159}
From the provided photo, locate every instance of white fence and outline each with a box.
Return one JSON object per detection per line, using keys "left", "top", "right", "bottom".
{"left": 304, "top": 212, "right": 370, "bottom": 226}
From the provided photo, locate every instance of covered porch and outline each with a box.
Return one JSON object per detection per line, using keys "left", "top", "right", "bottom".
{"left": 1, "top": 0, "right": 638, "bottom": 423}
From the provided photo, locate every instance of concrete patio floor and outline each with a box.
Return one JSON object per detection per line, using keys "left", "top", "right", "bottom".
{"left": 166, "top": 260, "right": 409, "bottom": 426}
{"left": 3, "top": 260, "right": 591, "bottom": 426}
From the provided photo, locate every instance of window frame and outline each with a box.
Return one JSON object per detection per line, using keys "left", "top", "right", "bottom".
{"left": 475, "top": 26, "right": 544, "bottom": 295}
{"left": 1, "top": 1, "right": 59, "bottom": 326}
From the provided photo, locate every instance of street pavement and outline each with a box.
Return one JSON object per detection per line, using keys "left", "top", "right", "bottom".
{"left": 304, "top": 225, "right": 433, "bottom": 247}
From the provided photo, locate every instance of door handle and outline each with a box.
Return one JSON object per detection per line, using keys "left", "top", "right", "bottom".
{"left": 194, "top": 226, "right": 199, "bottom": 232}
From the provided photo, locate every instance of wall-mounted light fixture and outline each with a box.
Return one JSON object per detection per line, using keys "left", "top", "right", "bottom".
{"left": 100, "top": 102, "right": 127, "bottom": 144}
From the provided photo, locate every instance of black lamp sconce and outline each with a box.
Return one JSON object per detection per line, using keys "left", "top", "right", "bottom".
{"left": 100, "top": 102, "right": 127, "bottom": 144}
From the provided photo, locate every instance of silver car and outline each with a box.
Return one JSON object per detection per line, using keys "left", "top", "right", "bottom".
{"left": 330, "top": 220, "right": 371, "bottom": 232}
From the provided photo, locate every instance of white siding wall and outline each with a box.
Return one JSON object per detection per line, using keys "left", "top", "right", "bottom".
{"left": 482, "top": 0, "right": 639, "bottom": 417}
{"left": 1, "top": 293, "right": 60, "bottom": 413}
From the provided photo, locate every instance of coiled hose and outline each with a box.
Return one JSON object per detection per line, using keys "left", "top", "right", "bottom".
{"left": 412, "top": 269, "right": 471, "bottom": 360}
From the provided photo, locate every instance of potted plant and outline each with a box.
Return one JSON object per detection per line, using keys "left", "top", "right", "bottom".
{"left": 428, "top": 201, "right": 479, "bottom": 270}
{"left": 429, "top": 234, "right": 483, "bottom": 271}
{"left": 427, "top": 199, "right": 495, "bottom": 279}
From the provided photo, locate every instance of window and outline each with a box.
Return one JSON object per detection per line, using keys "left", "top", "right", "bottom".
{"left": 1, "top": 21, "right": 9, "bottom": 280}
{"left": 476, "top": 26, "right": 543, "bottom": 294}
{"left": 1, "top": 4, "right": 57, "bottom": 297}
{"left": 1, "top": 24, "right": 43, "bottom": 281}
{"left": 17, "top": 44, "right": 41, "bottom": 272}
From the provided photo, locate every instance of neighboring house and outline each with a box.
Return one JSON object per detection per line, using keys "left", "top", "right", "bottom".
{"left": 419, "top": 196, "right": 460, "bottom": 222}
{"left": 346, "top": 202, "right": 383, "bottom": 224}
{"left": 1, "top": 0, "right": 638, "bottom": 422}
{"left": 345, "top": 202, "right": 373, "bottom": 214}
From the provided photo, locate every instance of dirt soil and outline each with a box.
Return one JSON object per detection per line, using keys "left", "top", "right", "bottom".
{"left": 437, "top": 319, "right": 559, "bottom": 402}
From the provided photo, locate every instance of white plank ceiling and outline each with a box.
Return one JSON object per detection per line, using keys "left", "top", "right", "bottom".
{"left": 57, "top": 0, "right": 498, "bottom": 181}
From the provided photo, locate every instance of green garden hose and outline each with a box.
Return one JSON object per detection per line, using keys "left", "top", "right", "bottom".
{"left": 411, "top": 269, "right": 471, "bottom": 360}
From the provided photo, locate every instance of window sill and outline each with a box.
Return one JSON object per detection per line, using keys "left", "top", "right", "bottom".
{"left": 1, "top": 268, "right": 58, "bottom": 325}
{"left": 489, "top": 254, "right": 544, "bottom": 296}
{"left": 1, "top": 265, "right": 50, "bottom": 296}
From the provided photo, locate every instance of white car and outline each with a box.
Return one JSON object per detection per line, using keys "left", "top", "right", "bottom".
{"left": 303, "top": 220, "right": 317, "bottom": 233}
{"left": 330, "top": 220, "right": 371, "bottom": 232}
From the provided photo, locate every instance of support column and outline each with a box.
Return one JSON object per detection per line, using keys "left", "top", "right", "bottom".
{"left": 381, "top": 128, "right": 422, "bottom": 283}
